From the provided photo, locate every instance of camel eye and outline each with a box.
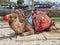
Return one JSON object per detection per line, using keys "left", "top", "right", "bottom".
{"left": 10, "top": 16, "right": 12, "bottom": 18}
{"left": 15, "top": 17, "right": 17, "bottom": 18}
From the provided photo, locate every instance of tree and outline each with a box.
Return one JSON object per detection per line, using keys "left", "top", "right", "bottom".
{"left": 34, "top": 1, "right": 40, "bottom": 4}
{"left": 17, "top": 0, "right": 24, "bottom": 5}
{"left": 44, "top": 1, "right": 53, "bottom": 5}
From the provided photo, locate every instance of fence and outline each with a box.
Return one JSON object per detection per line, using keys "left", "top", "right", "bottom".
{"left": 0, "top": 9, "right": 60, "bottom": 17}
{"left": 37, "top": 9, "right": 60, "bottom": 17}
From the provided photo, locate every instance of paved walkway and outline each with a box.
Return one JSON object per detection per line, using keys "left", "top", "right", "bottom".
{"left": 0, "top": 21, "right": 60, "bottom": 45}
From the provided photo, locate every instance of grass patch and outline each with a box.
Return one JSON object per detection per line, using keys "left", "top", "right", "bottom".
{"left": 52, "top": 19, "right": 60, "bottom": 22}
{"left": 51, "top": 17, "right": 60, "bottom": 22}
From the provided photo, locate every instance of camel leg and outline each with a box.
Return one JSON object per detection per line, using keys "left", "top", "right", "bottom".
{"left": 22, "top": 23, "right": 34, "bottom": 36}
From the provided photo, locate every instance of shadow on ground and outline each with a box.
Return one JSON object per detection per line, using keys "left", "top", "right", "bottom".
{"left": 0, "top": 33, "right": 17, "bottom": 40}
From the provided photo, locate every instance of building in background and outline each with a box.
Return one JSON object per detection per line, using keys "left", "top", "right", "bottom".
{"left": 0, "top": 0, "right": 10, "bottom": 3}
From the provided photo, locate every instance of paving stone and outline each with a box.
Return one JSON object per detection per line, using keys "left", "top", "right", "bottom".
{"left": 42, "top": 32, "right": 60, "bottom": 40}
{"left": 16, "top": 34, "right": 45, "bottom": 41}
{"left": 55, "top": 22, "right": 60, "bottom": 28}
{"left": 0, "top": 21, "right": 60, "bottom": 45}
{"left": 0, "top": 39, "right": 23, "bottom": 45}
{"left": 0, "top": 28, "right": 14, "bottom": 35}
{"left": 0, "top": 25, "right": 10, "bottom": 28}
{"left": 0, "top": 22, "right": 8, "bottom": 24}
{"left": 0, "top": 40, "right": 60, "bottom": 45}
{"left": 0, "top": 41, "right": 16, "bottom": 45}
{"left": 21, "top": 40, "right": 60, "bottom": 45}
{"left": 0, "top": 22, "right": 9, "bottom": 28}
{"left": 5, "top": 41, "right": 17, "bottom": 45}
{"left": 0, "top": 41, "right": 6, "bottom": 45}
{"left": 0, "top": 28, "right": 15, "bottom": 41}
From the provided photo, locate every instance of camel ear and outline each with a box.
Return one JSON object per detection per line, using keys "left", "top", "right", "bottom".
{"left": 23, "top": 10, "right": 27, "bottom": 15}
{"left": 13, "top": 10, "right": 20, "bottom": 15}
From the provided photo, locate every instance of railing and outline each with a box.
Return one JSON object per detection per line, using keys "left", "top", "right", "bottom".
{"left": 37, "top": 9, "right": 60, "bottom": 17}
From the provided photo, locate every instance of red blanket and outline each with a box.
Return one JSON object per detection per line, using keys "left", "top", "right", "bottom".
{"left": 32, "top": 11, "right": 51, "bottom": 32}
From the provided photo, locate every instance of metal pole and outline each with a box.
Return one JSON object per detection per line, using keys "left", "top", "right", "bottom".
{"left": 32, "top": 0, "right": 34, "bottom": 11}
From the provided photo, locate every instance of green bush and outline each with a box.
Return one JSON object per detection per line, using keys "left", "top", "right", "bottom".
{"left": 0, "top": 2, "right": 16, "bottom": 6}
